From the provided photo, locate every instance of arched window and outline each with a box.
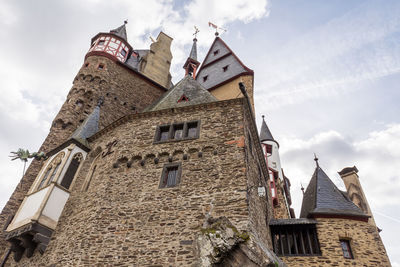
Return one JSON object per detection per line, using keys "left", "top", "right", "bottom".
{"left": 60, "top": 153, "right": 83, "bottom": 190}
{"left": 82, "top": 151, "right": 101, "bottom": 192}
{"left": 37, "top": 152, "right": 65, "bottom": 190}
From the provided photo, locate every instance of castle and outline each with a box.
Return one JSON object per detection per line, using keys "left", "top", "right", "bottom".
{"left": 0, "top": 22, "right": 391, "bottom": 266}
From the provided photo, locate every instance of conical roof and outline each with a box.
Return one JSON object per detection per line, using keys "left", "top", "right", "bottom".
{"left": 189, "top": 38, "right": 197, "bottom": 61}
{"left": 260, "top": 115, "right": 278, "bottom": 146}
{"left": 71, "top": 104, "right": 100, "bottom": 144}
{"left": 110, "top": 22, "right": 128, "bottom": 41}
{"left": 300, "top": 163, "right": 368, "bottom": 219}
{"left": 147, "top": 75, "right": 217, "bottom": 111}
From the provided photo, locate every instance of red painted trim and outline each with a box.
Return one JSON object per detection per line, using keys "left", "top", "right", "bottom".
{"left": 207, "top": 72, "right": 254, "bottom": 91}
{"left": 90, "top": 32, "right": 133, "bottom": 51}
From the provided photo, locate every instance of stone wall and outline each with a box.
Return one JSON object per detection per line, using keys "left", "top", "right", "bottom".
{"left": 4, "top": 99, "right": 262, "bottom": 266}
{"left": 272, "top": 179, "right": 290, "bottom": 219}
{"left": 0, "top": 55, "right": 165, "bottom": 263}
{"left": 281, "top": 217, "right": 391, "bottom": 266}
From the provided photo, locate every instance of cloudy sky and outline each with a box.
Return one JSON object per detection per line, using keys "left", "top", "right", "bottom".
{"left": 1, "top": 0, "right": 399, "bottom": 264}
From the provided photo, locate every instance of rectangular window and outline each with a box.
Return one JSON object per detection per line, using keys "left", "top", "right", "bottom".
{"left": 340, "top": 240, "right": 353, "bottom": 259}
{"left": 98, "top": 64, "right": 104, "bottom": 70}
{"left": 173, "top": 124, "right": 184, "bottom": 140}
{"left": 159, "top": 126, "right": 170, "bottom": 141}
{"left": 154, "top": 121, "right": 200, "bottom": 143}
{"left": 160, "top": 163, "right": 182, "bottom": 188}
{"left": 203, "top": 75, "right": 208, "bottom": 82}
{"left": 186, "top": 121, "right": 199, "bottom": 138}
{"left": 271, "top": 225, "right": 320, "bottom": 256}
{"left": 266, "top": 144, "right": 273, "bottom": 154}
{"left": 98, "top": 40, "right": 105, "bottom": 46}
{"left": 121, "top": 48, "right": 127, "bottom": 57}
{"left": 213, "top": 49, "right": 219, "bottom": 56}
{"left": 223, "top": 65, "right": 229, "bottom": 72}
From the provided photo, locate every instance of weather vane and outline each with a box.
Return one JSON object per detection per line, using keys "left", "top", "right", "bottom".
{"left": 193, "top": 26, "right": 200, "bottom": 39}
{"left": 208, "top": 22, "right": 227, "bottom": 36}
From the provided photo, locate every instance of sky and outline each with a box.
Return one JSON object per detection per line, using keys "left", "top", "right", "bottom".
{"left": 0, "top": 0, "right": 399, "bottom": 264}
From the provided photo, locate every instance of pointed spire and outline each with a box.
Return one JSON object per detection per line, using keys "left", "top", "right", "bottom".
{"left": 314, "top": 153, "right": 319, "bottom": 168}
{"left": 300, "top": 159, "right": 368, "bottom": 219}
{"left": 110, "top": 20, "right": 128, "bottom": 41}
{"left": 189, "top": 38, "right": 198, "bottom": 61}
{"left": 259, "top": 115, "right": 278, "bottom": 147}
{"left": 183, "top": 35, "right": 200, "bottom": 78}
{"left": 71, "top": 99, "right": 101, "bottom": 142}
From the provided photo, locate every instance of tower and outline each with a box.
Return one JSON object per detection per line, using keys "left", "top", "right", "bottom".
{"left": 338, "top": 166, "right": 377, "bottom": 227}
{"left": 259, "top": 115, "right": 292, "bottom": 219}
{"left": 183, "top": 38, "right": 200, "bottom": 78}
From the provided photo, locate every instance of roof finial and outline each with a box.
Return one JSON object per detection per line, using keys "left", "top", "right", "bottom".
{"left": 97, "top": 97, "right": 104, "bottom": 107}
{"left": 301, "top": 183, "right": 305, "bottom": 195}
{"left": 262, "top": 114, "right": 265, "bottom": 120}
{"left": 124, "top": 19, "right": 128, "bottom": 24}
{"left": 193, "top": 26, "right": 199, "bottom": 40}
{"left": 314, "top": 153, "right": 319, "bottom": 168}
{"left": 208, "top": 21, "right": 226, "bottom": 37}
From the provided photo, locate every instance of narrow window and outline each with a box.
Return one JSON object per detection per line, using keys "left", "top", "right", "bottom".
{"left": 98, "top": 40, "right": 105, "bottom": 46}
{"left": 266, "top": 144, "right": 273, "bottom": 154}
{"left": 121, "top": 48, "right": 127, "bottom": 57}
{"left": 37, "top": 168, "right": 52, "bottom": 189}
{"left": 84, "top": 165, "right": 96, "bottom": 192}
{"left": 173, "top": 124, "right": 184, "bottom": 139}
{"left": 160, "top": 163, "right": 181, "bottom": 188}
{"left": 213, "top": 49, "right": 219, "bottom": 56}
{"left": 60, "top": 153, "right": 82, "bottom": 190}
{"left": 186, "top": 121, "right": 199, "bottom": 138}
{"left": 84, "top": 62, "right": 89, "bottom": 67}
{"left": 340, "top": 240, "right": 353, "bottom": 259}
{"left": 98, "top": 64, "right": 104, "bottom": 70}
{"left": 158, "top": 125, "right": 170, "bottom": 141}
{"left": 223, "top": 65, "right": 229, "bottom": 72}
{"left": 47, "top": 162, "right": 61, "bottom": 186}
{"left": 203, "top": 75, "right": 208, "bottom": 82}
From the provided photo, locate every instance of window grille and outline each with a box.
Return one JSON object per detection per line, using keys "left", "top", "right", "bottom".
{"left": 160, "top": 163, "right": 182, "bottom": 188}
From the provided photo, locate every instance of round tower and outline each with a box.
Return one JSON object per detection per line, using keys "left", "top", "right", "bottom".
{"left": 86, "top": 21, "right": 132, "bottom": 63}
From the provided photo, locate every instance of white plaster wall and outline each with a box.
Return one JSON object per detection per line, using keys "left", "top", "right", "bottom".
{"left": 13, "top": 187, "right": 49, "bottom": 224}
{"left": 263, "top": 140, "right": 283, "bottom": 180}
{"left": 42, "top": 186, "right": 70, "bottom": 222}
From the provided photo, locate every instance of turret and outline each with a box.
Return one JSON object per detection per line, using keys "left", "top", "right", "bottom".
{"left": 260, "top": 115, "right": 292, "bottom": 218}
{"left": 86, "top": 21, "right": 132, "bottom": 63}
{"left": 338, "top": 166, "right": 377, "bottom": 227}
{"left": 183, "top": 38, "right": 200, "bottom": 78}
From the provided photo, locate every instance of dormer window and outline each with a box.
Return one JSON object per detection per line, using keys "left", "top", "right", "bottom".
{"left": 203, "top": 75, "right": 208, "bottom": 82}
{"left": 213, "top": 49, "right": 219, "bottom": 56}
{"left": 223, "top": 65, "right": 229, "bottom": 72}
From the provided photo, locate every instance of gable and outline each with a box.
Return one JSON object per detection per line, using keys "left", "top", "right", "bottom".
{"left": 202, "top": 38, "right": 231, "bottom": 66}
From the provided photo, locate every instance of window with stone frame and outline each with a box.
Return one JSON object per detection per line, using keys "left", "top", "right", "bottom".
{"left": 340, "top": 239, "right": 353, "bottom": 259}
{"left": 36, "top": 152, "right": 65, "bottom": 190}
{"left": 270, "top": 224, "right": 321, "bottom": 256}
{"left": 154, "top": 120, "right": 200, "bottom": 143}
{"left": 159, "top": 162, "right": 182, "bottom": 188}
{"left": 60, "top": 153, "right": 83, "bottom": 190}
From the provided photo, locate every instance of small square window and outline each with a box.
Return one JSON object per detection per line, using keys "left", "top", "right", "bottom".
{"left": 203, "top": 75, "right": 208, "bottom": 82}
{"left": 340, "top": 240, "right": 353, "bottom": 259}
{"left": 173, "top": 124, "right": 184, "bottom": 139}
{"left": 98, "top": 40, "right": 105, "bottom": 46}
{"left": 160, "top": 163, "right": 181, "bottom": 188}
{"left": 213, "top": 50, "right": 219, "bottom": 56}
{"left": 223, "top": 65, "right": 229, "bottom": 72}
{"left": 98, "top": 64, "right": 104, "bottom": 70}
{"left": 159, "top": 126, "right": 170, "bottom": 141}
{"left": 121, "top": 49, "right": 127, "bottom": 57}
{"left": 266, "top": 144, "right": 273, "bottom": 154}
{"left": 186, "top": 121, "right": 199, "bottom": 138}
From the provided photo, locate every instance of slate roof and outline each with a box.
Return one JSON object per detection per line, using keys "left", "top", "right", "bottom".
{"left": 300, "top": 165, "right": 368, "bottom": 219}
{"left": 147, "top": 75, "right": 217, "bottom": 111}
{"left": 110, "top": 23, "right": 127, "bottom": 41}
{"left": 189, "top": 38, "right": 198, "bottom": 61}
{"left": 125, "top": 49, "right": 149, "bottom": 71}
{"left": 269, "top": 218, "right": 317, "bottom": 226}
{"left": 70, "top": 104, "right": 100, "bottom": 146}
{"left": 259, "top": 115, "right": 277, "bottom": 146}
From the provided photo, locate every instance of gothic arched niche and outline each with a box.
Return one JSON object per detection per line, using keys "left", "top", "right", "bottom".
{"left": 36, "top": 152, "right": 65, "bottom": 191}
